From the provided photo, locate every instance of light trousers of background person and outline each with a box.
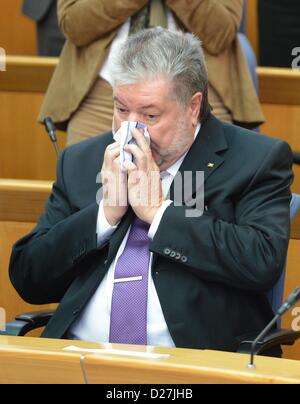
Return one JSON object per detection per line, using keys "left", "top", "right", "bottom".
{"left": 66, "top": 77, "right": 232, "bottom": 146}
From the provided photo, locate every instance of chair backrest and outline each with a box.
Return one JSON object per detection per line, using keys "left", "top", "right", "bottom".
{"left": 238, "top": 1, "right": 259, "bottom": 93}
{"left": 290, "top": 193, "right": 300, "bottom": 219}
{"left": 267, "top": 193, "right": 300, "bottom": 324}
{"left": 238, "top": 33, "right": 258, "bottom": 92}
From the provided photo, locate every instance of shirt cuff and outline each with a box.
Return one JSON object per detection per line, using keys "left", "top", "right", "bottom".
{"left": 96, "top": 200, "right": 120, "bottom": 247}
{"left": 148, "top": 200, "right": 173, "bottom": 240}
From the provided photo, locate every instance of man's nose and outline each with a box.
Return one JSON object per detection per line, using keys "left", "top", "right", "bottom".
{"left": 128, "top": 113, "right": 141, "bottom": 123}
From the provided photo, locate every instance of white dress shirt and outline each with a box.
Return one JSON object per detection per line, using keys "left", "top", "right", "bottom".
{"left": 69, "top": 125, "right": 200, "bottom": 346}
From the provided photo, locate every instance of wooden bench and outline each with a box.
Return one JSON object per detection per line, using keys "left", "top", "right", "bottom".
{"left": 258, "top": 67, "right": 300, "bottom": 197}
{"left": 284, "top": 205, "right": 300, "bottom": 360}
{"left": 1, "top": 57, "right": 300, "bottom": 186}
{"left": 0, "top": 179, "right": 56, "bottom": 324}
{"left": 0, "top": 56, "right": 65, "bottom": 181}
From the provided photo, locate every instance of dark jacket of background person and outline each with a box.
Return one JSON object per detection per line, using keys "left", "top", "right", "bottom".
{"left": 258, "top": 0, "right": 300, "bottom": 68}
{"left": 22, "top": 0, "right": 65, "bottom": 56}
{"left": 38, "top": 0, "right": 265, "bottom": 130}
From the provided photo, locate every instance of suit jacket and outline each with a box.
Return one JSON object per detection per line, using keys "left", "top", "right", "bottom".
{"left": 22, "top": 0, "right": 54, "bottom": 22}
{"left": 9, "top": 116, "right": 293, "bottom": 352}
{"left": 258, "top": 0, "right": 300, "bottom": 67}
{"left": 38, "top": 0, "right": 264, "bottom": 130}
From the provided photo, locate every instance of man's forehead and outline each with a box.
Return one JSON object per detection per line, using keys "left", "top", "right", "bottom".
{"left": 114, "top": 95, "right": 161, "bottom": 110}
{"left": 113, "top": 77, "right": 174, "bottom": 106}
{"left": 115, "top": 75, "right": 171, "bottom": 91}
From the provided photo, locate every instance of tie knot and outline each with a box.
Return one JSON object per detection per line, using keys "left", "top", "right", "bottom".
{"left": 129, "top": 216, "right": 150, "bottom": 243}
{"left": 133, "top": 216, "right": 150, "bottom": 230}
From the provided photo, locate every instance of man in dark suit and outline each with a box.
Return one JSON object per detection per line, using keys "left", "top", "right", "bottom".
{"left": 9, "top": 28, "right": 293, "bottom": 354}
{"left": 22, "top": 0, "right": 64, "bottom": 56}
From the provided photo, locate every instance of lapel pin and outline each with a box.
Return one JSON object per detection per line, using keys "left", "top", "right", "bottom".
{"left": 207, "top": 163, "right": 215, "bottom": 168}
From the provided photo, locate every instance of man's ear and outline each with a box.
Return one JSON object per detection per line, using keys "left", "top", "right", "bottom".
{"left": 189, "top": 92, "right": 202, "bottom": 127}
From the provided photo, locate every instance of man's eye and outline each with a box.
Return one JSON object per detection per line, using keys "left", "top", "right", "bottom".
{"left": 147, "top": 115, "right": 158, "bottom": 121}
{"left": 117, "top": 107, "right": 128, "bottom": 114}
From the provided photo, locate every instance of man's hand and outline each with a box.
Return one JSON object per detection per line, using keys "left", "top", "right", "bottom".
{"left": 123, "top": 128, "right": 165, "bottom": 224}
{"left": 101, "top": 142, "right": 128, "bottom": 226}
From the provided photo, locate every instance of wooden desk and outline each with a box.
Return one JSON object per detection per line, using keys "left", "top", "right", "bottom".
{"left": 83, "top": 348, "right": 300, "bottom": 385}
{"left": 0, "top": 179, "right": 52, "bottom": 222}
{"left": 0, "top": 0, "right": 37, "bottom": 56}
{"left": 0, "top": 336, "right": 300, "bottom": 384}
{"left": 0, "top": 336, "right": 85, "bottom": 384}
{"left": 258, "top": 67, "right": 300, "bottom": 106}
{"left": 257, "top": 69, "right": 300, "bottom": 362}
{"left": 0, "top": 56, "right": 57, "bottom": 93}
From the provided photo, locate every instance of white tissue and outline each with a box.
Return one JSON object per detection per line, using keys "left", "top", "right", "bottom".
{"left": 113, "top": 121, "right": 150, "bottom": 169}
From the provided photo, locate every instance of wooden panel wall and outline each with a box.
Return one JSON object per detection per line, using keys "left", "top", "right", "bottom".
{"left": 0, "top": 0, "right": 37, "bottom": 56}
{"left": 258, "top": 67, "right": 300, "bottom": 196}
{"left": 0, "top": 57, "right": 65, "bottom": 181}
{"left": 257, "top": 67, "right": 300, "bottom": 360}
{"left": 1, "top": 60, "right": 300, "bottom": 184}
{"left": 262, "top": 104, "right": 300, "bottom": 196}
{"left": 0, "top": 90, "right": 65, "bottom": 180}
{"left": 283, "top": 239, "right": 300, "bottom": 361}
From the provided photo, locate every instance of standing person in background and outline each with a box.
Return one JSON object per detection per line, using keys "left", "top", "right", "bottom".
{"left": 39, "top": 0, "right": 264, "bottom": 145}
{"left": 258, "top": 0, "right": 300, "bottom": 68}
{"left": 22, "top": 0, "right": 65, "bottom": 57}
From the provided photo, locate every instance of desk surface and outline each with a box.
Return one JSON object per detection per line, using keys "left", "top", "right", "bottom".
{"left": 0, "top": 336, "right": 300, "bottom": 384}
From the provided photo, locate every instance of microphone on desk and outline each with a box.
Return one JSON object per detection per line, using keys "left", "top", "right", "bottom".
{"left": 44, "top": 117, "right": 60, "bottom": 158}
{"left": 294, "top": 152, "right": 300, "bottom": 165}
{"left": 248, "top": 287, "right": 300, "bottom": 369}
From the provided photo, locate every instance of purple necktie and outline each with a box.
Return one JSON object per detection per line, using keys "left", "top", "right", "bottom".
{"left": 109, "top": 216, "right": 151, "bottom": 345}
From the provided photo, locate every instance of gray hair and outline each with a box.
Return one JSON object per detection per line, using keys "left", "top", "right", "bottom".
{"left": 111, "top": 27, "right": 211, "bottom": 122}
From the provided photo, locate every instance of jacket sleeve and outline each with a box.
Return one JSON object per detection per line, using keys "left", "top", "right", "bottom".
{"left": 150, "top": 140, "right": 294, "bottom": 292}
{"left": 9, "top": 149, "right": 104, "bottom": 305}
{"left": 58, "top": 0, "right": 148, "bottom": 47}
{"left": 166, "top": 0, "right": 243, "bottom": 55}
